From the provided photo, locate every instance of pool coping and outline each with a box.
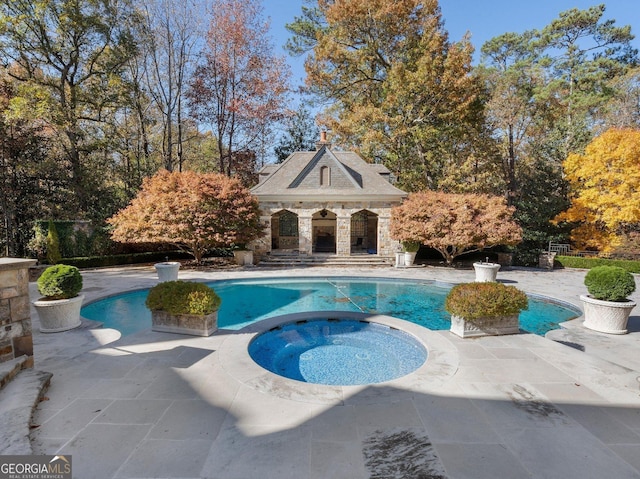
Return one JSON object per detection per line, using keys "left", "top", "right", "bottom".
{"left": 219, "top": 310, "right": 459, "bottom": 405}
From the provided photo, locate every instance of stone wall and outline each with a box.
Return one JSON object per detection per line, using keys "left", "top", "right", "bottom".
{"left": 253, "top": 201, "right": 402, "bottom": 258}
{"left": 0, "top": 258, "right": 36, "bottom": 367}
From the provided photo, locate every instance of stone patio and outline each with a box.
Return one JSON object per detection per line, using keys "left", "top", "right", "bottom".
{"left": 23, "top": 265, "right": 640, "bottom": 478}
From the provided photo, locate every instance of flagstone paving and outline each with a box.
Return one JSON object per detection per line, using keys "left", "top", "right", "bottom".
{"left": 26, "top": 264, "right": 640, "bottom": 479}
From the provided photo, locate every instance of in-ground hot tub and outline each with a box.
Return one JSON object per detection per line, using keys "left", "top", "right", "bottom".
{"left": 248, "top": 317, "right": 427, "bottom": 386}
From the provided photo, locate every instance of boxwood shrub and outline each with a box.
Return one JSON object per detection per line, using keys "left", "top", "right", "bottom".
{"left": 445, "top": 282, "right": 528, "bottom": 321}
{"left": 37, "top": 264, "right": 83, "bottom": 299}
{"left": 146, "top": 281, "right": 221, "bottom": 315}
{"left": 583, "top": 266, "right": 636, "bottom": 302}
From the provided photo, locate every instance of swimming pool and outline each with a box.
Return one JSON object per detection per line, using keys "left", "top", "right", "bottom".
{"left": 80, "top": 277, "right": 580, "bottom": 336}
{"left": 248, "top": 318, "right": 428, "bottom": 385}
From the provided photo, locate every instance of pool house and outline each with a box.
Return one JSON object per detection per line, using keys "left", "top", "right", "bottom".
{"left": 250, "top": 134, "right": 407, "bottom": 260}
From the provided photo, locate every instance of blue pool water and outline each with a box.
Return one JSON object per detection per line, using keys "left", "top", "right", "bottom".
{"left": 248, "top": 319, "right": 428, "bottom": 385}
{"left": 80, "top": 277, "right": 580, "bottom": 336}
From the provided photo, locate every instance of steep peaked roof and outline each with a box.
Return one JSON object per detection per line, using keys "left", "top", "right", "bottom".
{"left": 251, "top": 146, "right": 406, "bottom": 201}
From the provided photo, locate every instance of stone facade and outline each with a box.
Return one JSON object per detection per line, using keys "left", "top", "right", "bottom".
{"left": 253, "top": 201, "right": 400, "bottom": 258}
{"left": 0, "top": 258, "right": 36, "bottom": 367}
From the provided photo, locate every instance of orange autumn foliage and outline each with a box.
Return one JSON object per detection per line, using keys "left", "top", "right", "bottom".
{"left": 390, "top": 191, "right": 522, "bottom": 264}
{"left": 554, "top": 128, "right": 640, "bottom": 252}
{"left": 108, "top": 170, "right": 263, "bottom": 263}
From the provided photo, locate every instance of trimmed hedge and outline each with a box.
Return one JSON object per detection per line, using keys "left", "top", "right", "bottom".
{"left": 555, "top": 255, "right": 640, "bottom": 274}
{"left": 146, "top": 281, "right": 221, "bottom": 315}
{"left": 37, "top": 264, "right": 83, "bottom": 299}
{"left": 584, "top": 266, "right": 636, "bottom": 302}
{"left": 445, "top": 282, "right": 528, "bottom": 321}
{"left": 60, "top": 251, "right": 193, "bottom": 268}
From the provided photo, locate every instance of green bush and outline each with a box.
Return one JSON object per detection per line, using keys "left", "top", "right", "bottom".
{"left": 37, "top": 264, "right": 83, "bottom": 299}
{"left": 555, "top": 255, "right": 640, "bottom": 273}
{"left": 584, "top": 266, "right": 636, "bottom": 302}
{"left": 146, "top": 281, "right": 221, "bottom": 315}
{"left": 402, "top": 241, "right": 420, "bottom": 253}
{"left": 445, "top": 282, "right": 528, "bottom": 321}
{"left": 45, "top": 220, "right": 62, "bottom": 265}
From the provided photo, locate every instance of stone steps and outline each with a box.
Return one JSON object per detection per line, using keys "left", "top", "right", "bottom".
{"left": 259, "top": 254, "right": 393, "bottom": 267}
{"left": 0, "top": 356, "right": 53, "bottom": 455}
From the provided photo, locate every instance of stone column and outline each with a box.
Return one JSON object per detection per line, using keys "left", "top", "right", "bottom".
{"left": 298, "top": 216, "right": 313, "bottom": 254}
{"left": 0, "top": 258, "right": 37, "bottom": 367}
{"left": 377, "top": 215, "right": 397, "bottom": 256}
{"left": 336, "top": 214, "right": 351, "bottom": 256}
{"left": 252, "top": 214, "right": 273, "bottom": 258}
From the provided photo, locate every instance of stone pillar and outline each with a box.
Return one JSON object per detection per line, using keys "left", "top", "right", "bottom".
{"left": 252, "top": 214, "right": 272, "bottom": 258}
{"left": 0, "top": 258, "right": 37, "bottom": 367}
{"left": 336, "top": 214, "right": 351, "bottom": 256}
{"left": 538, "top": 252, "right": 556, "bottom": 270}
{"left": 298, "top": 216, "right": 313, "bottom": 254}
{"left": 377, "top": 216, "right": 397, "bottom": 256}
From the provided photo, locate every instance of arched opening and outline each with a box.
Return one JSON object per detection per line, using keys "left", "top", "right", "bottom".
{"left": 271, "top": 210, "right": 299, "bottom": 251}
{"left": 312, "top": 209, "right": 336, "bottom": 253}
{"left": 350, "top": 210, "right": 378, "bottom": 255}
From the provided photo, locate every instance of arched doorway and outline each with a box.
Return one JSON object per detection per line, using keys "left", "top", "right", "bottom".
{"left": 271, "top": 210, "right": 299, "bottom": 251}
{"left": 312, "top": 209, "right": 336, "bottom": 253}
{"left": 350, "top": 210, "right": 378, "bottom": 254}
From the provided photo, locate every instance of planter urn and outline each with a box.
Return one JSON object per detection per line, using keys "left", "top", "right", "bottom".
{"left": 154, "top": 262, "right": 180, "bottom": 282}
{"left": 33, "top": 294, "right": 84, "bottom": 333}
{"left": 450, "top": 313, "right": 520, "bottom": 338}
{"left": 473, "top": 262, "right": 501, "bottom": 282}
{"left": 580, "top": 294, "right": 636, "bottom": 335}
{"left": 233, "top": 250, "right": 254, "bottom": 266}
{"left": 151, "top": 310, "right": 218, "bottom": 337}
{"left": 404, "top": 251, "right": 417, "bottom": 266}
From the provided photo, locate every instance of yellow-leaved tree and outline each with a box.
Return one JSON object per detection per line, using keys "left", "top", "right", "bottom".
{"left": 554, "top": 128, "right": 640, "bottom": 252}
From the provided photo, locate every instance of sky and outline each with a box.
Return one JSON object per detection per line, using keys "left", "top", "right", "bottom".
{"left": 261, "top": 0, "right": 640, "bottom": 90}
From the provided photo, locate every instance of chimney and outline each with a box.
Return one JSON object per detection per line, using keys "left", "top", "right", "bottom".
{"left": 316, "top": 130, "right": 331, "bottom": 150}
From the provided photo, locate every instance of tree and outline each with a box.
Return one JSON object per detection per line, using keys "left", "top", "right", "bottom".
{"left": 141, "top": 0, "right": 201, "bottom": 172}
{"left": 480, "top": 31, "right": 543, "bottom": 200}
{"left": 274, "top": 105, "right": 319, "bottom": 163}
{"left": 108, "top": 170, "right": 263, "bottom": 263}
{"left": 598, "top": 67, "right": 640, "bottom": 130}
{"left": 537, "top": 5, "right": 637, "bottom": 155}
{"left": 0, "top": 68, "right": 67, "bottom": 257}
{"left": 288, "top": 0, "right": 486, "bottom": 192}
{"left": 390, "top": 191, "right": 522, "bottom": 265}
{"left": 554, "top": 129, "right": 640, "bottom": 252}
{"left": 0, "top": 0, "right": 141, "bottom": 215}
{"left": 188, "top": 0, "right": 290, "bottom": 176}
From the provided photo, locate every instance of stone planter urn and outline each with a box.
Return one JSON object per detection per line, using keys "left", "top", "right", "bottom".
{"left": 151, "top": 310, "right": 218, "bottom": 337}
{"left": 473, "top": 262, "right": 501, "bottom": 282}
{"left": 233, "top": 250, "right": 254, "bottom": 266}
{"left": 404, "top": 251, "right": 417, "bottom": 266}
{"left": 33, "top": 264, "right": 83, "bottom": 333}
{"left": 450, "top": 313, "right": 520, "bottom": 338}
{"left": 34, "top": 294, "right": 84, "bottom": 333}
{"left": 445, "top": 282, "right": 527, "bottom": 339}
{"left": 581, "top": 266, "right": 637, "bottom": 335}
{"left": 154, "top": 262, "right": 180, "bottom": 282}
{"left": 580, "top": 295, "right": 636, "bottom": 335}
{"left": 147, "top": 280, "right": 221, "bottom": 337}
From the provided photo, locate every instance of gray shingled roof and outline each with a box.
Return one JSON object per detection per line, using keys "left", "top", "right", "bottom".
{"left": 251, "top": 146, "right": 406, "bottom": 200}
